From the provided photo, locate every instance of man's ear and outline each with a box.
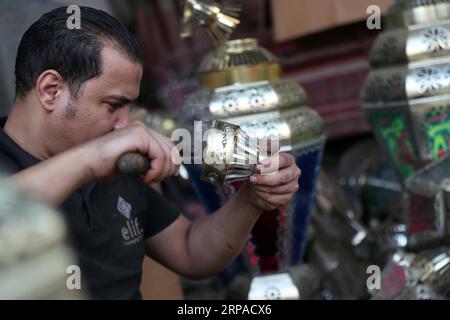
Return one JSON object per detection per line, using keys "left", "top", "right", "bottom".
{"left": 35, "top": 70, "right": 67, "bottom": 112}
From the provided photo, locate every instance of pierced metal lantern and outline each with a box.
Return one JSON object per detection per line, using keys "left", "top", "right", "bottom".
{"left": 362, "top": 0, "right": 450, "bottom": 181}
{"left": 182, "top": 36, "right": 325, "bottom": 299}
{"left": 405, "top": 155, "right": 450, "bottom": 249}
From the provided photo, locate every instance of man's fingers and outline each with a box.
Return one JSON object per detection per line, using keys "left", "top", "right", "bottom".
{"left": 141, "top": 129, "right": 179, "bottom": 184}
{"left": 155, "top": 133, "right": 180, "bottom": 176}
{"left": 153, "top": 134, "right": 172, "bottom": 177}
{"left": 162, "top": 135, "right": 181, "bottom": 174}
{"left": 144, "top": 157, "right": 165, "bottom": 184}
{"left": 143, "top": 135, "right": 167, "bottom": 183}
{"left": 257, "top": 153, "right": 295, "bottom": 175}
{"left": 252, "top": 181, "right": 300, "bottom": 195}
{"left": 251, "top": 165, "right": 301, "bottom": 186}
{"left": 258, "top": 137, "right": 280, "bottom": 155}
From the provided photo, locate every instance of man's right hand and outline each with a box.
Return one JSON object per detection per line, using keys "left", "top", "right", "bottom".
{"left": 84, "top": 121, "right": 180, "bottom": 184}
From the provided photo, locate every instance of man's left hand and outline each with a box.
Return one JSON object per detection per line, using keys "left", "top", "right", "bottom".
{"left": 246, "top": 153, "right": 301, "bottom": 212}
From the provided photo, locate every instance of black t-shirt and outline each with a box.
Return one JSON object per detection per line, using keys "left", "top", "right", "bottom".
{"left": 0, "top": 118, "right": 180, "bottom": 299}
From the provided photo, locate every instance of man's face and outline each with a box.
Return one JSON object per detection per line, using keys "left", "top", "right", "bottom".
{"left": 52, "top": 46, "right": 143, "bottom": 154}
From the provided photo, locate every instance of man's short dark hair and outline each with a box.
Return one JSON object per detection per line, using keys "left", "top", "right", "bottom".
{"left": 15, "top": 6, "right": 143, "bottom": 99}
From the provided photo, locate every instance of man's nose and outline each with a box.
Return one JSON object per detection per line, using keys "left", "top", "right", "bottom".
{"left": 113, "top": 105, "right": 131, "bottom": 130}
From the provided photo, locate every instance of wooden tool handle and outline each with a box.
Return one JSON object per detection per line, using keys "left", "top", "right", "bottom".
{"left": 117, "top": 153, "right": 151, "bottom": 175}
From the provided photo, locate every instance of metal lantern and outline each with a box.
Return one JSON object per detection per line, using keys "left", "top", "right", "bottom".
{"left": 200, "top": 120, "right": 267, "bottom": 186}
{"left": 371, "top": 248, "right": 450, "bottom": 299}
{"left": 362, "top": 0, "right": 450, "bottom": 181}
{"left": 405, "top": 155, "right": 450, "bottom": 248}
{"left": 180, "top": 2, "right": 325, "bottom": 298}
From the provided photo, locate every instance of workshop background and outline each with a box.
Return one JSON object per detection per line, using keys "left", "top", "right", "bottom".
{"left": 2, "top": 0, "right": 450, "bottom": 300}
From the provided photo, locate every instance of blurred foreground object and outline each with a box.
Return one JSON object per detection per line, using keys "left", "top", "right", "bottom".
{"left": 0, "top": 176, "right": 83, "bottom": 299}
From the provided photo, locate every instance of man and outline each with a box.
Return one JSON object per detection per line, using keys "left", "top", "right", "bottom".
{"left": 0, "top": 7, "right": 302, "bottom": 299}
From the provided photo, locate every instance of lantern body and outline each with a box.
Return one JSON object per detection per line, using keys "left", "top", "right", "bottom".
{"left": 362, "top": 0, "right": 450, "bottom": 181}
{"left": 362, "top": 0, "right": 450, "bottom": 250}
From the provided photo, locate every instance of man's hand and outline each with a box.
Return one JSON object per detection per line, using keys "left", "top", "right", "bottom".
{"left": 145, "top": 152, "right": 302, "bottom": 279}
{"left": 8, "top": 121, "right": 180, "bottom": 207}
{"left": 85, "top": 121, "right": 180, "bottom": 184}
{"left": 246, "top": 153, "right": 301, "bottom": 212}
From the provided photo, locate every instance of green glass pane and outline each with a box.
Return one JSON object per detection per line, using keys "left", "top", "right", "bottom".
{"left": 423, "top": 111, "right": 450, "bottom": 160}
{"left": 371, "top": 112, "right": 418, "bottom": 179}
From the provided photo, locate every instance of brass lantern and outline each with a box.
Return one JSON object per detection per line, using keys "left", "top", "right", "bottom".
{"left": 180, "top": 1, "right": 326, "bottom": 300}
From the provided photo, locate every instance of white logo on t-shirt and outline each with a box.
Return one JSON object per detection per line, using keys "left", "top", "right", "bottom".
{"left": 117, "top": 195, "right": 132, "bottom": 219}
{"left": 117, "top": 196, "right": 143, "bottom": 246}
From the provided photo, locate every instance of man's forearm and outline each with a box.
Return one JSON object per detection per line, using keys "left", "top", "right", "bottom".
{"left": 186, "top": 182, "right": 262, "bottom": 278}
{"left": 9, "top": 146, "right": 94, "bottom": 206}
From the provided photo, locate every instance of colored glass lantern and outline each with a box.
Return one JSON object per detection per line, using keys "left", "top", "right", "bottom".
{"left": 362, "top": 0, "right": 450, "bottom": 181}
